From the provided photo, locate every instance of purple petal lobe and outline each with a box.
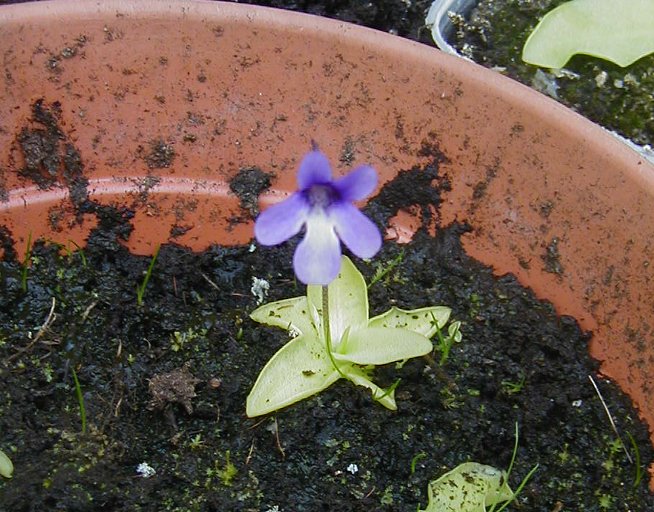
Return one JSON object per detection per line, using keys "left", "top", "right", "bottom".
{"left": 254, "top": 193, "right": 309, "bottom": 246}
{"left": 330, "top": 202, "right": 382, "bottom": 259}
{"left": 333, "top": 165, "right": 377, "bottom": 202}
{"left": 297, "top": 151, "right": 332, "bottom": 190}
{"left": 293, "top": 213, "right": 341, "bottom": 285}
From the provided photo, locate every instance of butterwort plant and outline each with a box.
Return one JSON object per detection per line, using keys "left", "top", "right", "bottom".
{"left": 247, "top": 149, "right": 457, "bottom": 417}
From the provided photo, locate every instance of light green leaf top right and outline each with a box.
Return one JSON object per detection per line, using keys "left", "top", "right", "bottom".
{"left": 522, "top": 0, "right": 654, "bottom": 68}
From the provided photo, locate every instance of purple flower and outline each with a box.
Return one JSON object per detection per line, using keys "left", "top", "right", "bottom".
{"left": 254, "top": 150, "right": 382, "bottom": 285}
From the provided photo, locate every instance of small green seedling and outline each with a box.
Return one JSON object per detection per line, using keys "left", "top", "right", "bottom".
{"left": 246, "top": 256, "right": 452, "bottom": 417}
{"left": 136, "top": 245, "right": 160, "bottom": 306}
{"left": 189, "top": 434, "right": 205, "bottom": 451}
{"left": 68, "top": 240, "right": 88, "bottom": 268}
{"left": 0, "top": 449, "right": 13, "bottom": 479}
{"left": 434, "top": 318, "right": 462, "bottom": 366}
{"left": 523, "top": 0, "right": 654, "bottom": 68}
{"left": 368, "top": 250, "right": 404, "bottom": 288}
{"left": 501, "top": 375, "right": 526, "bottom": 395}
{"left": 626, "top": 432, "right": 643, "bottom": 488}
{"left": 488, "top": 423, "right": 539, "bottom": 512}
{"left": 216, "top": 450, "right": 237, "bottom": 486}
{"left": 411, "top": 452, "right": 427, "bottom": 475}
{"left": 71, "top": 366, "right": 87, "bottom": 434}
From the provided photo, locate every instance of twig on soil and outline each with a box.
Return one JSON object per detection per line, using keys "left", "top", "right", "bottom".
{"left": 200, "top": 272, "right": 220, "bottom": 291}
{"left": 114, "top": 397, "right": 123, "bottom": 418}
{"left": 273, "top": 417, "right": 286, "bottom": 459}
{"left": 588, "top": 374, "right": 633, "bottom": 464}
{"left": 248, "top": 417, "right": 285, "bottom": 457}
{"left": 8, "top": 297, "right": 57, "bottom": 362}
{"left": 248, "top": 417, "right": 267, "bottom": 430}
{"left": 202, "top": 272, "right": 250, "bottom": 297}
{"left": 550, "top": 501, "right": 563, "bottom": 512}
{"left": 80, "top": 300, "right": 97, "bottom": 322}
{"left": 245, "top": 440, "right": 255, "bottom": 465}
{"left": 20, "top": 232, "right": 33, "bottom": 293}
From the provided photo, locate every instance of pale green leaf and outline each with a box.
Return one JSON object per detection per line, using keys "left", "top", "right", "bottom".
{"left": 420, "top": 462, "right": 513, "bottom": 512}
{"left": 522, "top": 0, "right": 654, "bottom": 68}
{"left": 250, "top": 296, "right": 317, "bottom": 337}
{"left": 246, "top": 334, "right": 341, "bottom": 417}
{"left": 335, "top": 327, "right": 432, "bottom": 365}
{"left": 345, "top": 365, "right": 397, "bottom": 410}
{"left": 307, "top": 256, "right": 368, "bottom": 347}
{"left": 368, "top": 305, "right": 451, "bottom": 338}
{"left": 0, "top": 448, "right": 13, "bottom": 479}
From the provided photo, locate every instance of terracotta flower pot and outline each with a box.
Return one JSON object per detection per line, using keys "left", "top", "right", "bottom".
{"left": 1, "top": 0, "right": 653, "bottom": 488}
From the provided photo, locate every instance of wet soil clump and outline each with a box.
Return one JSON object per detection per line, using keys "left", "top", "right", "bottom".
{"left": 16, "top": 99, "right": 89, "bottom": 208}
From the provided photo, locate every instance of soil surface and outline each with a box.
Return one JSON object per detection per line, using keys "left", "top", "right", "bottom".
{"left": 1, "top": 141, "right": 653, "bottom": 511}
{"left": 1, "top": 1, "right": 653, "bottom": 511}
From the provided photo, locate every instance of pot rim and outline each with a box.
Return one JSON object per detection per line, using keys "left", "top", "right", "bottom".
{"left": 1, "top": 0, "right": 652, "bottom": 170}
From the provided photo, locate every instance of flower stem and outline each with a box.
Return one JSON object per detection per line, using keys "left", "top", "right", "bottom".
{"left": 322, "top": 285, "right": 346, "bottom": 378}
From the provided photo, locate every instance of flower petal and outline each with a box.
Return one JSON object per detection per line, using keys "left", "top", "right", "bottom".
{"left": 293, "top": 213, "right": 341, "bottom": 285}
{"left": 297, "top": 150, "right": 332, "bottom": 189}
{"left": 330, "top": 203, "right": 382, "bottom": 259}
{"left": 254, "top": 193, "right": 309, "bottom": 246}
{"left": 333, "top": 165, "right": 377, "bottom": 201}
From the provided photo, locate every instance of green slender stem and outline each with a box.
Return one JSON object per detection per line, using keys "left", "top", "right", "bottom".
{"left": 506, "top": 421, "right": 520, "bottom": 476}
{"left": 489, "top": 422, "right": 539, "bottom": 512}
{"left": 20, "top": 232, "right": 33, "bottom": 293}
{"left": 136, "top": 245, "right": 160, "bottom": 306}
{"left": 322, "top": 285, "right": 346, "bottom": 378}
{"left": 627, "top": 431, "right": 643, "bottom": 488}
{"left": 71, "top": 366, "right": 87, "bottom": 434}
{"left": 432, "top": 314, "right": 451, "bottom": 366}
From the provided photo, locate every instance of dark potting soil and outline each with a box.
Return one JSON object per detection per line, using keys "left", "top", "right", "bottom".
{"left": 1, "top": 146, "right": 654, "bottom": 511}
{"left": 223, "top": 0, "right": 439, "bottom": 42}
{"left": 0, "top": 0, "right": 439, "bottom": 43}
